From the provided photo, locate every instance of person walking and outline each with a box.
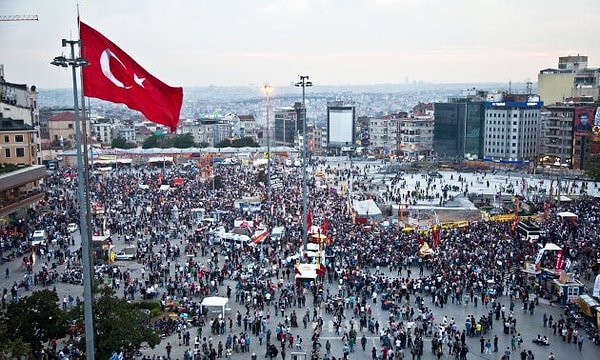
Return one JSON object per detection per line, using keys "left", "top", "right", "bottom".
{"left": 503, "top": 346, "right": 511, "bottom": 360}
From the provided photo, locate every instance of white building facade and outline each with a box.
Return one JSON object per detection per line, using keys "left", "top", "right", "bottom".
{"left": 483, "top": 94, "right": 542, "bottom": 163}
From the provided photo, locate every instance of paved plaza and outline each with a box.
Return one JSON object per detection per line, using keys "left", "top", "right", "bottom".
{"left": 2, "top": 159, "right": 600, "bottom": 360}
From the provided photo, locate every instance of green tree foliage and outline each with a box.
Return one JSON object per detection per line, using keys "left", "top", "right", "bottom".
{"left": 111, "top": 136, "right": 136, "bottom": 149}
{"left": 2, "top": 289, "right": 67, "bottom": 352}
{"left": 142, "top": 134, "right": 160, "bottom": 149}
{"left": 215, "top": 139, "right": 232, "bottom": 148}
{"left": 584, "top": 155, "right": 600, "bottom": 181}
{"left": 215, "top": 137, "right": 259, "bottom": 148}
{"left": 70, "top": 289, "right": 160, "bottom": 359}
{"left": 172, "top": 133, "right": 197, "bottom": 148}
{"left": 0, "top": 323, "right": 32, "bottom": 359}
{"left": 142, "top": 133, "right": 200, "bottom": 149}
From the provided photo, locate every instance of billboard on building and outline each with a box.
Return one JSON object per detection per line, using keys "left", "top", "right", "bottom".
{"left": 574, "top": 107, "right": 595, "bottom": 136}
{"left": 328, "top": 107, "right": 354, "bottom": 146}
{"left": 593, "top": 106, "right": 600, "bottom": 135}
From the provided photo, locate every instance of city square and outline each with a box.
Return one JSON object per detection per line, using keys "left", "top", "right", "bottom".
{"left": 2, "top": 157, "right": 600, "bottom": 360}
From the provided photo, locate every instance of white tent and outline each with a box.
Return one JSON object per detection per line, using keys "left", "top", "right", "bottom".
{"left": 542, "top": 243, "right": 562, "bottom": 251}
{"left": 253, "top": 158, "right": 268, "bottom": 166}
{"left": 557, "top": 211, "right": 578, "bottom": 220}
{"left": 295, "top": 264, "right": 318, "bottom": 282}
{"left": 201, "top": 296, "right": 229, "bottom": 318}
{"left": 352, "top": 199, "right": 383, "bottom": 219}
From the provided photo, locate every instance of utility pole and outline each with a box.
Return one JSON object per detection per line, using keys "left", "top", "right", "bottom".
{"left": 295, "top": 75, "right": 312, "bottom": 251}
{"left": 262, "top": 84, "right": 272, "bottom": 204}
{"left": 51, "top": 40, "right": 95, "bottom": 359}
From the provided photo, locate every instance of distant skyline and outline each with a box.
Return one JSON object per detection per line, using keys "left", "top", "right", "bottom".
{"left": 1, "top": 0, "right": 600, "bottom": 90}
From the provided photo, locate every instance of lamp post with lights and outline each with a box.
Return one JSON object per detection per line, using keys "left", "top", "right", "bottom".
{"left": 295, "top": 75, "right": 312, "bottom": 251}
{"left": 262, "top": 83, "right": 272, "bottom": 204}
{"left": 51, "top": 39, "right": 95, "bottom": 360}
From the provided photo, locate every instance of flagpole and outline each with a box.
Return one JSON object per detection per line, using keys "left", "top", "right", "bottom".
{"left": 51, "top": 38, "right": 96, "bottom": 360}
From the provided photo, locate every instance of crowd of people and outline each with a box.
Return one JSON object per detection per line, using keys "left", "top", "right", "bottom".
{"left": 1, "top": 156, "right": 600, "bottom": 360}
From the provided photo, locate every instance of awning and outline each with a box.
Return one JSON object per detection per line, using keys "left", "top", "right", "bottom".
{"left": 148, "top": 156, "right": 173, "bottom": 163}
{"left": 295, "top": 264, "right": 318, "bottom": 281}
{"left": 542, "top": 243, "right": 562, "bottom": 251}
{"left": 201, "top": 296, "right": 229, "bottom": 318}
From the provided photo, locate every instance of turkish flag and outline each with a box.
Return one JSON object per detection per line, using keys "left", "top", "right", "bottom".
{"left": 317, "top": 264, "right": 327, "bottom": 276}
{"left": 80, "top": 21, "right": 183, "bottom": 132}
{"left": 321, "top": 213, "right": 328, "bottom": 233}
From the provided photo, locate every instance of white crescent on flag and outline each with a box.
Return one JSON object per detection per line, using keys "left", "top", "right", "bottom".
{"left": 100, "top": 49, "right": 131, "bottom": 89}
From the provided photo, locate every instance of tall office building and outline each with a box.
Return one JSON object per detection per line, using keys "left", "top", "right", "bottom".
{"left": 483, "top": 93, "right": 542, "bottom": 163}
{"left": 326, "top": 101, "right": 355, "bottom": 155}
{"left": 433, "top": 90, "right": 486, "bottom": 160}
{"left": 539, "top": 106, "right": 574, "bottom": 168}
{"left": 273, "top": 106, "right": 299, "bottom": 147}
{"left": 538, "top": 55, "right": 600, "bottom": 105}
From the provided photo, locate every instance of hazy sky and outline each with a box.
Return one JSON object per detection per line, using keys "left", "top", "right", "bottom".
{"left": 1, "top": 0, "right": 600, "bottom": 89}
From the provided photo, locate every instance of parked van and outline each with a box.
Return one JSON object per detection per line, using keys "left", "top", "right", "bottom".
{"left": 222, "top": 233, "right": 253, "bottom": 249}
{"left": 31, "top": 230, "right": 47, "bottom": 246}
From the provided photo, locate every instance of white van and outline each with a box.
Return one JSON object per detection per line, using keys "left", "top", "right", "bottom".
{"left": 31, "top": 230, "right": 47, "bottom": 246}
{"left": 222, "top": 233, "right": 253, "bottom": 249}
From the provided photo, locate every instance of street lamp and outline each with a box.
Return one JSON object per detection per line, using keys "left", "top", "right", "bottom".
{"left": 262, "top": 83, "right": 272, "bottom": 204}
{"left": 51, "top": 39, "right": 96, "bottom": 360}
{"left": 295, "top": 75, "right": 312, "bottom": 251}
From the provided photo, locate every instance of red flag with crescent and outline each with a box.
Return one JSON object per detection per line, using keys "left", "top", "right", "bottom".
{"left": 80, "top": 21, "right": 183, "bottom": 131}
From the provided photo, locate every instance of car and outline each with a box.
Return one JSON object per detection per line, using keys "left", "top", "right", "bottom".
{"left": 222, "top": 158, "right": 238, "bottom": 165}
{"left": 114, "top": 251, "right": 136, "bottom": 261}
{"left": 67, "top": 223, "right": 79, "bottom": 233}
{"left": 285, "top": 159, "right": 293, "bottom": 167}
{"left": 294, "top": 159, "right": 302, "bottom": 167}
{"left": 428, "top": 171, "right": 443, "bottom": 178}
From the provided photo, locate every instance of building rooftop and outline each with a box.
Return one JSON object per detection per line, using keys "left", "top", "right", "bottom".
{"left": 0, "top": 117, "right": 34, "bottom": 131}
{"left": 48, "top": 112, "right": 76, "bottom": 122}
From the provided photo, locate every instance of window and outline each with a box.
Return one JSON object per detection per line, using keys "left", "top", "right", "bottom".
{"left": 4, "top": 149, "right": 10, "bottom": 157}
{"left": 15, "top": 135, "right": 24, "bottom": 142}
{"left": 68, "top": 124, "right": 74, "bottom": 129}
{"left": 16, "top": 148, "right": 25, "bottom": 157}
{"left": 3, "top": 135, "right": 8, "bottom": 143}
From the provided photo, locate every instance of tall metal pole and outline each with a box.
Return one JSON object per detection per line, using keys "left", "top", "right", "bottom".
{"left": 52, "top": 40, "right": 95, "bottom": 360}
{"left": 295, "top": 75, "right": 312, "bottom": 251}
{"left": 263, "top": 84, "right": 272, "bottom": 204}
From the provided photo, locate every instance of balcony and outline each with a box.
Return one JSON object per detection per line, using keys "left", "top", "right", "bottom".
{"left": 0, "top": 189, "right": 45, "bottom": 218}
{"left": 0, "top": 165, "right": 47, "bottom": 192}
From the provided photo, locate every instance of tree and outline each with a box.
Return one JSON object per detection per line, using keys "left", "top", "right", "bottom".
{"left": 215, "top": 139, "right": 232, "bottom": 148}
{"left": 70, "top": 288, "right": 160, "bottom": 359}
{"left": 1, "top": 289, "right": 67, "bottom": 353}
{"left": 0, "top": 323, "right": 32, "bottom": 359}
{"left": 215, "top": 137, "right": 259, "bottom": 148}
{"left": 142, "top": 134, "right": 160, "bottom": 149}
{"left": 584, "top": 155, "right": 600, "bottom": 181}
{"left": 172, "top": 133, "right": 197, "bottom": 148}
{"left": 112, "top": 136, "right": 136, "bottom": 149}
{"left": 231, "top": 137, "right": 259, "bottom": 147}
